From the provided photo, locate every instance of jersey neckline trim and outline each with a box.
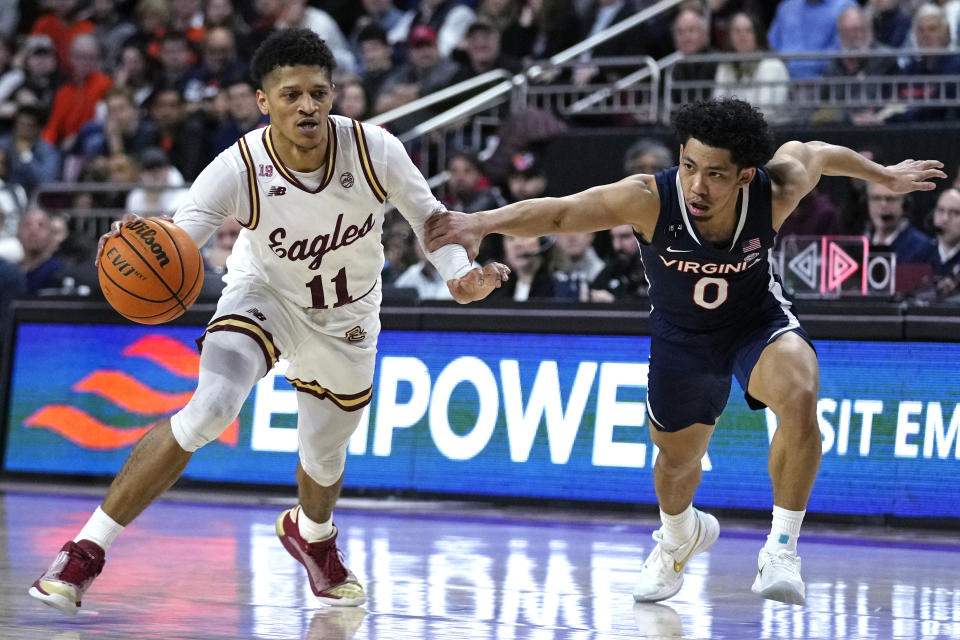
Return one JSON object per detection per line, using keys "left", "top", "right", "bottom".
{"left": 262, "top": 120, "right": 337, "bottom": 194}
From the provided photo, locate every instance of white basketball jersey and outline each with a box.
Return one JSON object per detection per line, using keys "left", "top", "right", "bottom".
{"left": 226, "top": 117, "right": 395, "bottom": 309}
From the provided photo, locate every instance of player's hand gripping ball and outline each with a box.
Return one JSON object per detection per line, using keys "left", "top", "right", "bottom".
{"left": 98, "top": 218, "right": 204, "bottom": 324}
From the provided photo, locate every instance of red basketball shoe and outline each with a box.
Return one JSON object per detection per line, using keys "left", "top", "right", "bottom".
{"left": 28, "top": 540, "right": 105, "bottom": 614}
{"left": 276, "top": 507, "right": 366, "bottom": 606}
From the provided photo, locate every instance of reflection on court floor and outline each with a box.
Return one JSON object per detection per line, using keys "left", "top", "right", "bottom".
{"left": 2, "top": 488, "right": 958, "bottom": 639}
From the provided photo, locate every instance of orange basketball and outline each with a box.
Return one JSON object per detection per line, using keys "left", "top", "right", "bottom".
{"left": 98, "top": 218, "right": 204, "bottom": 324}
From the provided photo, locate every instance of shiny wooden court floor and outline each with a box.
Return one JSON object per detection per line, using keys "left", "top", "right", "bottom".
{"left": 2, "top": 484, "right": 958, "bottom": 640}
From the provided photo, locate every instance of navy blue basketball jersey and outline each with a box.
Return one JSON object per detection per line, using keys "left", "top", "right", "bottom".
{"left": 639, "top": 166, "right": 796, "bottom": 331}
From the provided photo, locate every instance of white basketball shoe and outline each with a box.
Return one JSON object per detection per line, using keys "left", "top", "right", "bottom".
{"left": 633, "top": 509, "right": 720, "bottom": 602}
{"left": 751, "top": 547, "right": 805, "bottom": 605}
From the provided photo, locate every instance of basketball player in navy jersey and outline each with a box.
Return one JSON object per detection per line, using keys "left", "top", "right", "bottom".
{"left": 426, "top": 97, "right": 945, "bottom": 605}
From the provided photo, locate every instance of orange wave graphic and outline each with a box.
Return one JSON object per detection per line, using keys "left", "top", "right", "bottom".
{"left": 74, "top": 370, "right": 192, "bottom": 413}
{"left": 122, "top": 335, "right": 201, "bottom": 377}
{"left": 25, "top": 407, "right": 238, "bottom": 448}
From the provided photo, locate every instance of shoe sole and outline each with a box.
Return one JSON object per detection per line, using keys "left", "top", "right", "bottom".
{"left": 275, "top": 512, "right": 366, "bottom": 607}
{"left": 751, "top": 579, "right": 806, "bottom": 605}
{"left": 28, "top": 585, "right": 79, "bottom": 615}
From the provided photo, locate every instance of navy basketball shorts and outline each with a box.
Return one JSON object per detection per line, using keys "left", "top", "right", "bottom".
{"left": 645, "top": 309, "right": 814, "bottom": 432}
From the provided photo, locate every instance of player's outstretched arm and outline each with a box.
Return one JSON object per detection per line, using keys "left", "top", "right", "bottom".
{"left": 424, "top": 175, "right": 659, "bottom": 256}
{"left": 768, "top": 141, "right": 945, "bottom": 225}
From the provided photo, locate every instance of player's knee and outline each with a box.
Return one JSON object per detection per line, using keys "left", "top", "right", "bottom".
{"left": 170, "top": 392, "right": 244, "bottom": 452}
{"left": 655, "top": 446, "right": 703, "bottom": 476}
{"left": 300, "top": 448, "right": 347, "bottom": 487}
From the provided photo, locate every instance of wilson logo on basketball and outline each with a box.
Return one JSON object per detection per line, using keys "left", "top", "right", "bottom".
{"left": 22, "top": 335, "right": 238, "bottom": 450}
{"left": 126, "top": 220, "right": 171, "bottom": 267}
{"left": 267, "top": 186, "right": 287, "bottom": 196}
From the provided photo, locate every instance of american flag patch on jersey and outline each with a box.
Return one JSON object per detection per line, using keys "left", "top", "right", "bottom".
{"left": 741, "top": 237, "right": 761, "bottom": 252}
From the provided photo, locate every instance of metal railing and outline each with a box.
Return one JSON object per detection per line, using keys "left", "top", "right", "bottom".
{"left": 522, "top": 56, "right": 661, "bottom": 121}
{"left": 662, "top": 49, "right": 960, "bottom": 124}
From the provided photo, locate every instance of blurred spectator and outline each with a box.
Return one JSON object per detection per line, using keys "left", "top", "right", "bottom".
{"left": 506, "top": 152, "right": 548, "bottom": 202}
{"left": 589, "top": 223, "right": 646, "bottom": 301}
{"left": 131, "top": 0, "right": 172, "bottom": 59}
{"left": 113, "top": 44, "right": 159, "bottom": 107}
{"left": 476, "top": 0, "right": 526, "bottom": 59}
{"left": 623, "top": 137, "right": 672, "bottom": 176}
{"left": 573, "top": 0, "right": 642, "bottom": 86}
{"left": 29, "top": 0, "right": 95, "bottom": 72}
{"left": 357, "top": 25, "right": 395, "bottom": 103}
{"left": 394, "top": 0, "right": 477, "bottom": 58}
{"left": 869, "top": 0, "right": 912, "bottom": 48}
{"left": 450, "top": 19, "right": 523, "bottom": 85}
{"left": 205, "top": 0, "right": 254, "bottom": 60}
{"left": 0, "top": 256, "right": 26, "bottom": 324}
{"left": 891, "top": 3, "right": 960, "bottom": 122}
{"left": 441, "top": 151, "right": 507, "bottom": 212}
{"left": 99, "top": 152, "right": 141, "bottom": 208}
{"left": 147, "top": 87, "right": 212, "bottom": 181}
{"left": 211, "top": 78, "right": 268, "bottom": 154}
{"left": 74, "top": 87, "right": 161, "bottom": 159}
{"left": 503, "top": 0, "right": 580, "bottom": 62}
{"left": 182, "top": 26, "right": 249, "bottom": 104}
{"left": 125, "top": 147, "right": 189, "bottom": 217}
{"left": 0, "top": 39, "right": 19, "bottom": 124}
{"left": 42, "top": 34, "right": 112, "bottom": 151}
{"left": 381, "top": 214, "right": 418, "bottom": 284}
{"left": 776, "top": 188, "right": 844, "bottom": 243}
{"left": 0, "top": 147, "right": 28, "bottom": 263}
{"left": 277, "top": 0, "right": 357, "bottom": 74}
{"left": 334, "top": 78, "right": 370, "bottom": 120}
{"left": 814, "top": 6, "right": 899, "bottom": 125}
{"left": 0, "top": 106, "right": 62, "bottom": 196}
{"left": 352, "top": 0, "right": 406, "bottom": 53}
{"left": 169, "top": 0, "right": 206, "bottom": 43}
{"left": 488, "top": 234, "right": 554, "bottom": 301}
{"left": 394, "top": 242, "right": 455, "bottom": 300}
{"left": 932, "top": 0, "right": 960, "bottom": 46}
{"left": 768, "top": 0, "right": 856, "bottom": 79}
{"left": 865, "top": 181, "right": 935, "bottom": 264}
{"left": 670, "top": 8, "right": 717, "bottom": 103}
{"left": 929, "top": 187, "right": 960, "bottom": 299}
{"left": 157, "top": 31, "right": 199, "bottom": 95}
{"left": 481, "top": 107, "right": 566, "bottom": 186}
{"left": 3, "top": 35, "right": 62, "bottom": 123}
{"left": 88, "top": 0, "right": 138, "bottom": 71}
{"left": 551, "top": 232, "right": 605, "bottom": 301}
{"left": 203, "top": 214, "right": 243, "bottom": 276}
{"left": 17, "top": 207, "right": 66, "bottom": 294}
{"left": 713, "top": 12, "right": 789, "bottom": 123}
{"left": 377, "top": 25, "right": 459, "bottom": 116}
{"left": 707, "top": 0, "right": 781, "bottom": 51}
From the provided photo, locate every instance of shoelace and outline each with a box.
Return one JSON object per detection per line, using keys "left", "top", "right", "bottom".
{"left": 58, "top": 543, "right": 104, "bottom": 587}
{"left": 308, "top": 540, "right": 348, "bottom": 585}
{"left": 763, "top": 550, "right": 800, "bottom": 570}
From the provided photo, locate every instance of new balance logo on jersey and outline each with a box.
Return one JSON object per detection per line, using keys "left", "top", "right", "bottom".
{"left": 267, "top": 186, "right": 287, "bottom": 197}
{"left": 246, "top": 307, "right": 267, "bottom": 321}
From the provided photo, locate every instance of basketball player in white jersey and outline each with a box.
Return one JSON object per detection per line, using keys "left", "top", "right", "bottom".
{"left": 29, "top": 28, "right": 509, "bottom": 614}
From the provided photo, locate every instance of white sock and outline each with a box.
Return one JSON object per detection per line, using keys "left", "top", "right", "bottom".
{"left": 764, "top": 505, "right": 805, "bottom": 553}
{"left": 296, "top": 506, "right": 335, "bottom": 543}
{"left": 659, "top": 504, "right": 696, "bottom": 546}
{"left": 74, "top": 506, "right": 124, "bottom": 551}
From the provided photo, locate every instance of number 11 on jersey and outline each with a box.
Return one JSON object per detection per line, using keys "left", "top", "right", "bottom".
{"left": 306, "top": 267, "right": 352, "bottom": 309}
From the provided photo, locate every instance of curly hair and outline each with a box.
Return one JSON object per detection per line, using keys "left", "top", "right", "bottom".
{"left": 672, "top": 97, "right": 774, "bottom": 169}
{"left": 250, "top": 28, "right": 336, "bottom": 88}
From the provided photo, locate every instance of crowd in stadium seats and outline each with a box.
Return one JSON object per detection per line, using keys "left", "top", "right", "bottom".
{"left": 1, "top": 0, "right": 960, "bottom": 324}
